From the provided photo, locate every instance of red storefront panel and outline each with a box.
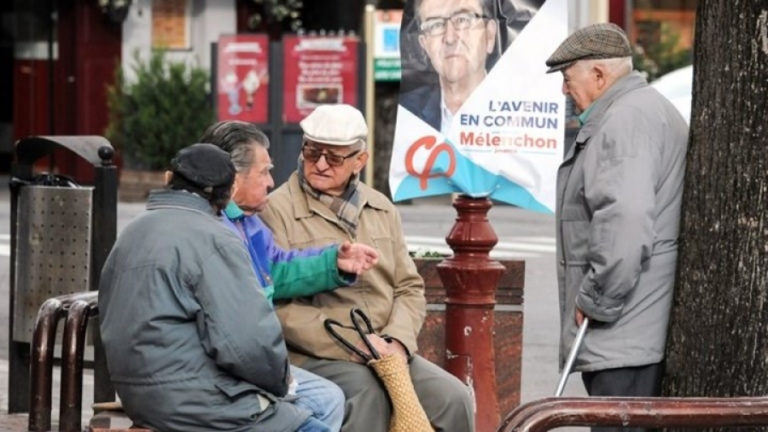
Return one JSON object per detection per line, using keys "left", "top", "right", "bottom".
{"left": 217, "top": 34, "right": 270, "bottom": 123}
{"left": 282, "top": 35, "right": 359, "bottom": 123}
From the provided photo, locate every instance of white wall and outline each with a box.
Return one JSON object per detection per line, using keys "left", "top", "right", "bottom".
{"left": 121, "top": 0, "right": 236, "bottom": 82}
{"left": 569, "top": 0, "right": 609, "bottom": 31}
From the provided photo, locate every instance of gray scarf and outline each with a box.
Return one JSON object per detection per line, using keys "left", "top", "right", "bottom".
{"left": 297, "top": 159, "right": 362, "bottom": 237}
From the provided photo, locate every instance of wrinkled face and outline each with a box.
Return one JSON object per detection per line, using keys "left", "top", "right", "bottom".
{"left": 231, "top": 144, "right": 274, "bottom": 215}
{"left": 302, "top": 141, "right": 368, "bottom": 197}
{"left": 561, "top": 62, "right": 600, "bottom": 112}
{"left": 417, "top": 0, "right": 497, "bottom": 86}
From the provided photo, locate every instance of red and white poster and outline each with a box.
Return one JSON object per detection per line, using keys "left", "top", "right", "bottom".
{"left": 217, "top": 34, "right": 269, "bottom": 123}
{"left": 282, "top": 35, "right": 359, "bottom": 123}
{"left": 389, "top": 0, "right": 566, "bottom": 213}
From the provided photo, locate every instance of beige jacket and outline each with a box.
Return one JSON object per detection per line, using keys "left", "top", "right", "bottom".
{"left": 260, "top": 173, "right": 426, "bottom": 363}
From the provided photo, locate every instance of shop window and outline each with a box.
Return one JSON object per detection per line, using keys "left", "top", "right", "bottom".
{"left": 630, "top": 0, "right": 697, "bottom": 80}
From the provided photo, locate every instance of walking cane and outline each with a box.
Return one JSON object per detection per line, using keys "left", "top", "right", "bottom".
{"left": 554, "top": 317, "right": 589, "bottom": 397}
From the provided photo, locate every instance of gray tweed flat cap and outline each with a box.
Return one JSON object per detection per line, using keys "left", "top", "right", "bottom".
{"left": 545, "top": 23, "right": 632, "bottom": 73}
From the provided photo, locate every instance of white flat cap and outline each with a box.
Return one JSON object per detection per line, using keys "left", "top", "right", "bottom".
{"left": 300, "top": 104, "right": 368, "bottom": 146}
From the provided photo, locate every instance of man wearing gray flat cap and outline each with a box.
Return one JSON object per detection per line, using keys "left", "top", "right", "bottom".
{"left": 547, "top": 22, "right": 688, "bottom": 422}
{"left": 260, "top": 104, "right": 475, "bottom": 432}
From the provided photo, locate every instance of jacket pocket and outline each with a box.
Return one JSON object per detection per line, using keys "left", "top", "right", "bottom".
{"left": 214, "top": 381, "right": 272, "bottom": 412}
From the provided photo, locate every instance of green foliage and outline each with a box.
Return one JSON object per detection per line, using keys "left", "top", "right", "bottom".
{"left": 248, "top": 0, "right": 303, "bottom": 33}
{"left": 105, "top": 50, "right": 213, "bottom": 170}
{"left": 632, "top": 22, "right": 693, "bottom": 81}
{"left": 409, "top": 249, "right": 449, "bottom": 258}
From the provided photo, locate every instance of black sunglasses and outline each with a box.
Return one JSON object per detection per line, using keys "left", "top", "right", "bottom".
{"left": 301, "top": 144, "right": 360, "bottom": 167}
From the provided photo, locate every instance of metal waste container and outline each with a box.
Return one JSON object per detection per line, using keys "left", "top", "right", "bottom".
{"left": 8, "top": 136, "right": 117, "bottom": 412}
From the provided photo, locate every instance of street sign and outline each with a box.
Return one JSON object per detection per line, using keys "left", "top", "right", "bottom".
{"left": 374, "top": 10, "right": 402, "bottom": 81}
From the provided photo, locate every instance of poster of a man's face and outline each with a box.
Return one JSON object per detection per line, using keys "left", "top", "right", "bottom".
{"left": 417, "top": 0, "right": 497, "bottom": 96}
{"left": 399, "top": 0, "right": 545, "bottom": 134}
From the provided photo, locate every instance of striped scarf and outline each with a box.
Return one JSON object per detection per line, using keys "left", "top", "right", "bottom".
{"left": 298, "top": 161, "right": 361, "bottom": 237}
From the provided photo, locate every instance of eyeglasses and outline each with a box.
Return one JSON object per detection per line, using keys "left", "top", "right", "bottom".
{"left": 302, "top": 145, "right": 360, "bottom": 167}
{"left": 419, "top": 11, "right": 489, "bottom": 37}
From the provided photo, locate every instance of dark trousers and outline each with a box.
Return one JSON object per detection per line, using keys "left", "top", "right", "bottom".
{"left": 581, "top": 362, "right": 663, "bottom": 432}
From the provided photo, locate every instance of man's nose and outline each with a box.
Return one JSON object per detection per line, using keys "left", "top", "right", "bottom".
{"left": 267, "top": 172, "right": 275, "bottom": 189}
{"left": 443, "top": 20, "right": 459, "bottom": 43}
{"left": 315, "top": 154, "right": 331, "bottom": 170}
{"left": 561, "top": 82, "right": 569, "bottom": 95}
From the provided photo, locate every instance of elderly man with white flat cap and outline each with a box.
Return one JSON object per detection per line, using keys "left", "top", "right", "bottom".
{"left": 547, "top": 22, "right": 688, "bottom": 425}
{"left": 260, "top": 104, "right": 475, "bottom": 432}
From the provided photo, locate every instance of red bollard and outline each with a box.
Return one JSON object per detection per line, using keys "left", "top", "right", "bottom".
{"left": 437, "top": 195, "right": 505, "bottom": 432}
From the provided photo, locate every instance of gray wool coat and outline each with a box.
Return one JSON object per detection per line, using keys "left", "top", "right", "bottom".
{"left": 99, "top": 189, "right": 309, "bottom": 432}
{"left": 556, "top": 71, "right": 688, "bottom": 372}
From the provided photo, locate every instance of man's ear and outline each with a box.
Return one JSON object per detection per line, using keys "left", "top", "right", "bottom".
{"left": 164, "top": 171, "right": 173, "bottom": 185}
{"left": 418, "top": 33, "right": 427, "bottom": 51}
{"left": 485, "top": 20, "right": 498, "bottom": 54}
{"left": 230, "top": 172, "right": 243, "bottom": 197}
{"left": 353, "top": 151, "right": 369, "bottom": 175}
{"left": 593, "top": 64, "right": 607, "bottom": 90}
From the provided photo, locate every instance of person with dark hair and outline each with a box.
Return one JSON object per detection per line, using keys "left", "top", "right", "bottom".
{"left": 260, "top": 105, "right": 475, "bottom": 432}
{"left": 200, "top": 120, "right": 380, "bottom": 432}
{"left": 400, "top": 0, "right": 498, "bottom": 134}
{"left": 98, "top": 143, "right": 332, "bottom": 432}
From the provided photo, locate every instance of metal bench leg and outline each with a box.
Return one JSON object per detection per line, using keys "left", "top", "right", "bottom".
{"left": 29, "top": 297, "right": 65, "bottom": 432}
{"left": 60, "top": 299, "right": 94, "bottom": 432}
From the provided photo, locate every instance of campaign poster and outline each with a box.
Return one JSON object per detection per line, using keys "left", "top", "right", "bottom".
{"left": 282, "top": 35, "right": 360, "bottom": 123}
{"left": 217, "top": 34, "right": 269, "bottom": 123}
{"left": 389, "top": 0, "right": 567, "bottom": 213}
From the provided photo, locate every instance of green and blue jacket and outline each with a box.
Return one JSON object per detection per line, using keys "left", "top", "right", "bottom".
{"left": 222, "top": 202, "right": 354, "bottom": 302}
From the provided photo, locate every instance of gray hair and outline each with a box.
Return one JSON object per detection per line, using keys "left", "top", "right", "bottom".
{"left": 199, "top": 121, "right": 270, "bottom": 173}
{"left": 576, "top": 56, "right": 633, "bottom": 79}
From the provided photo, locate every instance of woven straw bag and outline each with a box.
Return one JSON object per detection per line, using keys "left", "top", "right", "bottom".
{"left": 325, "top": 308, "right": 433, "bottom": 432}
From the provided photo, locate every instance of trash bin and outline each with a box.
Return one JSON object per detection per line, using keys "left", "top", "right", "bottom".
{"left": 8, "top": 136, "right": 117, "bottom": 413}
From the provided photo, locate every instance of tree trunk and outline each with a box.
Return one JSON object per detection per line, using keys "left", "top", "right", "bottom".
{"left": 663, "top": 0, "right": 768, "bottom": 409}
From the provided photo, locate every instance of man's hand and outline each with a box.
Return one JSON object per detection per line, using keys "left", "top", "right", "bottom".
{"left": 337, "top": 241, "right": 379, "bottom": 275}
{"left": 575, "top": 307, "right": 586, "bottom": 326}
{"left": 350, "top": 334, "right": 408, "bottom": 364}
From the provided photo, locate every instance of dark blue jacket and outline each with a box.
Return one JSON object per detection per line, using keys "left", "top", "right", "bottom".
{"left": 399, "top": 84, "right": 441, "bottom": 131}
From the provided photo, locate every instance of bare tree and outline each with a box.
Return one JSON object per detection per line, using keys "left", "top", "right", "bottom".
{"left": 663, "top": 0, "right": 768, "bottom": 405}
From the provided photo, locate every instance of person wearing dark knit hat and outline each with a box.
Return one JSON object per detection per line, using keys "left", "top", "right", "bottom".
{"left": 99, "top": 143, "right": 315, "bottom": 432}
{"left": 548, "top": 23, "right": 688, "bottom": 426}
{"left": 260, "top": 104, "right": 475, "bottom": 432}
{"left": 165, "top": 142, "right": 236, "bottom": 214}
